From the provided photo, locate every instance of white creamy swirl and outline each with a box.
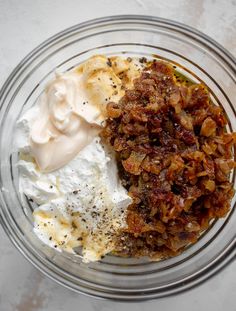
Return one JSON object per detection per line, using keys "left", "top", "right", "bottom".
{"left": 30, "top": 73, "right": 100, "bottom": 172}
{"left": 16, "top": 55, "right": 143, "bottom": 262}
{"left": 23, "top": 55, "right": 143, "bottom": 172}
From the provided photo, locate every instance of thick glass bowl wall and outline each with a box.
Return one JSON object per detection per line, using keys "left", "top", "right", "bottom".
{"left": 0, "top": 16, "right": 235, "bottom": 300}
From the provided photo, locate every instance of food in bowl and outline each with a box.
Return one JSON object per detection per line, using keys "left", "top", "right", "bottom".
{"left": 16, "top": 55, "right": 236, "bottom": 262}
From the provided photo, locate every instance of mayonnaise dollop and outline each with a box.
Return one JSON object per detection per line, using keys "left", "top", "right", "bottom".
{"left": 26, "top": 55, "right": 141, "bottom": 172}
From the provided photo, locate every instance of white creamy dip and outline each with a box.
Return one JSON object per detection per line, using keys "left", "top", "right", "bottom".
{"left": 18, "top": 137, "right": 131, "bottom": 262}
{"left": 16, "top": 55, "right": 142, "bottom": 262}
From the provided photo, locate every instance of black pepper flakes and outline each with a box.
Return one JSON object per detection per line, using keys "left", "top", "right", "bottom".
{"left": 139, "top": 57, "right": 147, "bottom": 63}
{"left": 107, "top": 58, "right": 112, "bottom": 67}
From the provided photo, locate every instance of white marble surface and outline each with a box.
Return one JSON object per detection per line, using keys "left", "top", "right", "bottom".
{"left": 0, "top": 0, "right": 236, "bottom": 310}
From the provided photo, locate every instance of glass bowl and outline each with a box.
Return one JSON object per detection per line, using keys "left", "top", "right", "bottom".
{"left": 0, "top": 15, "right": 235, "bottom": 301}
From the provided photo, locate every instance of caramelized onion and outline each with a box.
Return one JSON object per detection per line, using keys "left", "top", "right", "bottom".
{"left": 102, "top": 60, "right": 235, "bottom": 259}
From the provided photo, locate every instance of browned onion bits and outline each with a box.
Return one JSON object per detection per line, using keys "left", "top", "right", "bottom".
{"left": 102, "top": 60, "right": 236, "bottom": 260}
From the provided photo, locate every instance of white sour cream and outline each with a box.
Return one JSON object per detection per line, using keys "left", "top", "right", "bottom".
{"left": 15, "top": 55, "right": 143, "bottom": 262}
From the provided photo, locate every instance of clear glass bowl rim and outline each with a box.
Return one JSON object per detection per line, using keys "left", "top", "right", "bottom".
{"left": 0, "top": 15, "right": 235, "bottom": 301}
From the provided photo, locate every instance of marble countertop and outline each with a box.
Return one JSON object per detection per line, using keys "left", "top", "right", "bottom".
{"left": 0, "top": 0, "right": 235, "bottom": 310}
